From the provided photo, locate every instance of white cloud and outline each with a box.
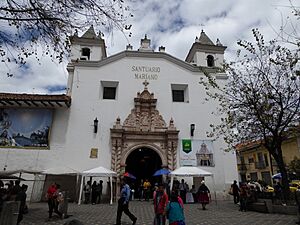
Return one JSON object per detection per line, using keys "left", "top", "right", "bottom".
{"left": 0, "top": 50, "right": 68, "bottom": 94}
{"left": 0, "top": 0, "right": 299, "bottom": 93}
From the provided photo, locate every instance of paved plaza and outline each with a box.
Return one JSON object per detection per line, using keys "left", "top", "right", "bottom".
{"left": 21, "top": 200, "right": 297, "bottom": 225}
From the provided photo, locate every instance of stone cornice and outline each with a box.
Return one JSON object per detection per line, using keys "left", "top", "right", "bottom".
{"left": 68, "top": 50, "right": 226, "bottom": 76}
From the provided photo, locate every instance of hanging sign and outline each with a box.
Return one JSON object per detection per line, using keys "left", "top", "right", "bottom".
{"left": 182, "top": 139, "right": 192, "bottom": 153}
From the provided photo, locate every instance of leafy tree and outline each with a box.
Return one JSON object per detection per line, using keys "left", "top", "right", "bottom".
{"left": 0, "top": 0, "right": 132, "bottom": 75}
{"left": 288, "top": 157, "right": 300, "bottom": 179}
{"left": 201, "top": 28, "right": 300, "bottom": 200}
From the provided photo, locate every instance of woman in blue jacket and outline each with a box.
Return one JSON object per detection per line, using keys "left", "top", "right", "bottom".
{"left": 166, "top": 192, "right": 185, "bottom": 225}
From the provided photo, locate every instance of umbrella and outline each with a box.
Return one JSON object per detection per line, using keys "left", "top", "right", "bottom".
{"left": 272, "top": 173, "right": 282, "bottom": 179}
{"left": 153, "top": 168, "right": 170, "bottom": 176}
{"left": 123, "top": 172, "right": 136, "bottom": 179}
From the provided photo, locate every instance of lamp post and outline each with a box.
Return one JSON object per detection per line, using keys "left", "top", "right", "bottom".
{"left": 190, "top": 124, "right": 195, "bottom": 137}
{"left": 94, "top": 117, "right": 98, "bottom": 133}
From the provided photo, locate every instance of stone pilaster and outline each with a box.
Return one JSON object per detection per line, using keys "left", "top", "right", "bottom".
{"left": 111, "top": 142, "right": 117, "bottom": 172}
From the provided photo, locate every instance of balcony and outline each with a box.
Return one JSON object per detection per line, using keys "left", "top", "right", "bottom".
{"left": 237, "top": 163, "right": 248, "bottom": 173}
{"left": 255, "top": 161, "right": 266, "bottom": 169}
{"left": 271, "top": 159, "right": 278, "bottom": 167}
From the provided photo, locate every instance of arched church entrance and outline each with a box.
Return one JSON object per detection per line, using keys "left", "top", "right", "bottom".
{"left": 126, "top": 147, "right": 162, "bottom": 180}
{"left": 125, "top": 147, "right": 162, "bottom": 197}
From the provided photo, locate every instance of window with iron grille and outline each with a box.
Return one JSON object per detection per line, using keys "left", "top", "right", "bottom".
{"left": 172, "top": 90, "right": 184, "bottom": 102}
{"left": 101, "top": 81, "right": 118, "bottom": 100}
{"left": 103, "top": 87, "right": 116, "bottom": 99}
{"left": 171, "top": 84, "right": 188, "bottom": 103}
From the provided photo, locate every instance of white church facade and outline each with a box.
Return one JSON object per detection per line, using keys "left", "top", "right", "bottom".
{"left": 0, "top": 27, "right": 238, "bottom": 201}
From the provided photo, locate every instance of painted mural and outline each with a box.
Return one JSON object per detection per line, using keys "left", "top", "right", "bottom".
{"left": 0, "top": 108, "right": 53, "bottom": 148}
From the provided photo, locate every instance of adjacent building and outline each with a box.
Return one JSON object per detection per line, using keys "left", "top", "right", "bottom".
{"left": 237, "top": 136, "right": 300, "bottom": 185}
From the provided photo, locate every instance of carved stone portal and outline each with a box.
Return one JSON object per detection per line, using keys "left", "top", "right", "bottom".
{"left": 110, "top": 81, "right": 179, "bottom": 177}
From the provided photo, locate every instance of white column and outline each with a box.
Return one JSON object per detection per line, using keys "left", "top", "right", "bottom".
{"left": 78, "top": 175, "right": 84, "bottom": 205}
{"left": 110, "top": 176, "right": 113, "bottom": 205}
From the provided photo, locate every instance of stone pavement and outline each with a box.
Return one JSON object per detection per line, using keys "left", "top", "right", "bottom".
{"left": 21, "top": 200, "right": 297, "bottom": 225}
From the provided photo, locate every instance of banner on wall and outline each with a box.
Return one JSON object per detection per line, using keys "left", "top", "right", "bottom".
{"left": 180, "top": 139, "right": 215, "bottom": 166}
{"left": 0, "top": 108, "right": 53, "bottom": 148}
{"left": 182, "top": 139, "right": 192, "bottom": 153}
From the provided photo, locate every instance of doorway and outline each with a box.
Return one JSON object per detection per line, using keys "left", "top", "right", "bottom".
{"left": 125, "top": 147, "right": 162, "bottom": 198}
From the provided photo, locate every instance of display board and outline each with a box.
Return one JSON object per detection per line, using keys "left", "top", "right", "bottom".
{"left": 180, "top": 139, "right": 215, "bottom": 167}
{"left": 0, "top": 108, "right": 53, "bottom": 148}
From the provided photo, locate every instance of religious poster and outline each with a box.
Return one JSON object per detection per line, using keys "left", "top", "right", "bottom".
{"left": 180, "top": 139, "right": 215, "bottom": 167}
{"left": 0, "top": 108, "right": 53, "bottom": 148}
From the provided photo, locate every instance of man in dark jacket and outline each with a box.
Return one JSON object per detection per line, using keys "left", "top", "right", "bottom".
{"left": 96, "top": 180, "right": 103, "bottom": 204}
{"left": 295, "top": 186, "right": 300, "bottom": 224}
{"left": 0, "top": 179, "right": 5, "bottom": 213}
{"left": 15, "top": 184, "right": 28, "bottom": 225}
{"left": 10, "top": 180, "right": 22, "bottom": 201}
{"left": 231, "top": 180, "right": 240, "bottom": 204}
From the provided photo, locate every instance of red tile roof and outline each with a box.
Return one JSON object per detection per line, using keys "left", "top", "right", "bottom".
{"left": 0, "top": 93, "right": 71, "bottom": 108}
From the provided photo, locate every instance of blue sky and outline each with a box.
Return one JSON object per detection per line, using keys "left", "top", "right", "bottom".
{"left": 0, "top": 0, "right": 298, "bottom": 94}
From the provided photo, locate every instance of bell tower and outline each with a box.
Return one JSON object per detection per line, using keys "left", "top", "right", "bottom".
{"left": 185, "top": 30, "right": 226, "bottom": 68}
{"left": 69, "top": 25, "right": 107, "bottom": 62}
{"left": 66, "top": 25, "right": 107, "bottom": 96}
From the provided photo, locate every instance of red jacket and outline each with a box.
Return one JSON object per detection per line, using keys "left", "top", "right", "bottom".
{"left": 47, "top": 185, "right": 57, "bottom": 199}
{"left": 153, "top": 190, "right": 168, "bottom": 214}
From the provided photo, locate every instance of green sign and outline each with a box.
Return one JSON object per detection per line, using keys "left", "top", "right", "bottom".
{"left": 182, "top": 139, "right": 192, "bottom": 154}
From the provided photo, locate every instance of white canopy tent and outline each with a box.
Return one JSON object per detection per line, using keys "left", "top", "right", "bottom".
{"left": 41, "top": 166, "right": 80, "bottom": 175}
{"left": 0, "top": 169, "right": 41, "bottom": 176}
{"left": 78, "top": 166, "right": 117, "bottom": 205}
{"left": 170, "top": 166, "right": 216, "bottom": 202}
{"left": 0, "top": 169, "right": 43, "bottom": 203}
{"left": 170, "top": 166, "right": 212, "bottom": 177}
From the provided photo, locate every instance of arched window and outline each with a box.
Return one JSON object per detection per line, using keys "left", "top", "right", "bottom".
{"left": 81, "top": 48, "right": 90, "bottom": 60}
{"left": 207, "top": 55, "right": 214, "bottom": 67}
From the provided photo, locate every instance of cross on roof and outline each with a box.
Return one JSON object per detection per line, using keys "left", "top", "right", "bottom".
{"left": 143, "top": 80, "right": 149, "bottom": 89}
{"left": 200, "top": 23, "right": 205, "bottom": 31}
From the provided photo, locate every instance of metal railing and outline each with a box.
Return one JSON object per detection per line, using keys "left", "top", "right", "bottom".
{"left": 255, "top": 161, "right": 267, "bottom": 169}
{"left": 237, "top": 163, "right": 248, "bottom": 173}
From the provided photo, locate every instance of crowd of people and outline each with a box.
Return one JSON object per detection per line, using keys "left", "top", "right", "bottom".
{"left": 229, "top": 179, "right": 288, "bottom": 212}
{"left": 230, "top": 180, "right": 267, "bottom": 212}
{"left": 170, "top": 178, "right": 211, "bottom": 207}
{"left": 3, "top": 177, "right": 299, "bottom": 225}
{"left": 0, "top": 179, "right": 28, "bottom": 225}
{"left": 116, "top": 177, "right": 212, "bottom": 225}
{"left": 83, "top": 180, "right": 103, "bottom": 204}
{"left": 134, "top": 178, "right": 211, "bottom": 205}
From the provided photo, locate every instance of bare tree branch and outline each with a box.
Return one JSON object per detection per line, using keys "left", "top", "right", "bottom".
{"left": 0, "top": 0, "right": 133, "bottom": 72}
